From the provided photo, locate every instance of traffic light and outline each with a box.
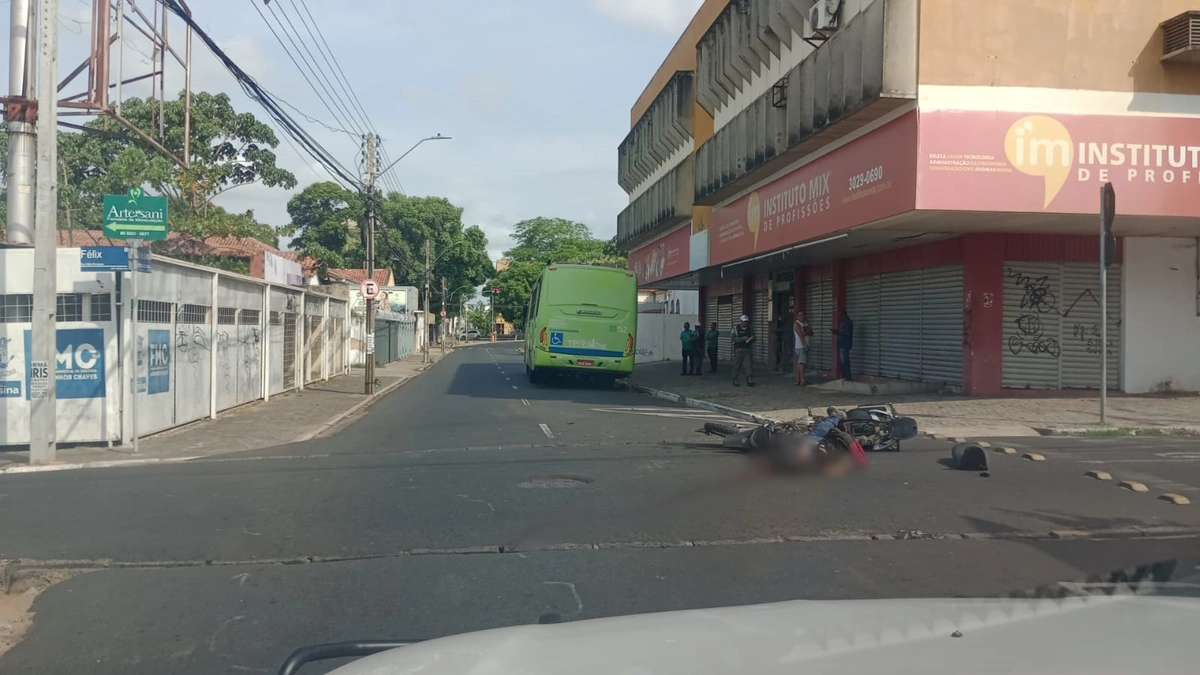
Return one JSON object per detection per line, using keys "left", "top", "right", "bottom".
{"left": 491, "top": 286, "right": 500, "bottom": 295}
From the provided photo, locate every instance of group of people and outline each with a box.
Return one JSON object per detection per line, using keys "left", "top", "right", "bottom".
{"left": 682, "top": 309, "right": 855, "bottom": 387}
{"left": 679, "top": 322, "right": 719, "bottom": 376}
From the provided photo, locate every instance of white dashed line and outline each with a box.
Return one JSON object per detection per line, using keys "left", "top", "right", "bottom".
{"left": 511, "top": 385, "right": 518, "bottom": 390}
{"left": 539, "top": 423, "right": 554, "bottom": 438}
{"left": 521, "top": 399, "right": 530, "bottom": 406}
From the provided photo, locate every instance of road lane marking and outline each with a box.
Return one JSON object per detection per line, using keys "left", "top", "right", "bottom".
{"left": 539, "top": 423, "right": 554, "bottom": 438}
{"left": 521, "top": 399, "right": 530, "bottom": 406}
{"left": 511, "top": 385, "right": 518, "bottom": 390}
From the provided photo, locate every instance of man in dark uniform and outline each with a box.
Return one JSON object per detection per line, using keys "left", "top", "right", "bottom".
{"left": 731, "top": 314, "right": 756, "bottom": 387}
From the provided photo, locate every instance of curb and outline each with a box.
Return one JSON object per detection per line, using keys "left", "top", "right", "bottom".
{"left": 1034, "top": 425, "right": 1200, "bottom": 437}
{"left": 0, "top": 455, "right": 206, "bottom": 475}
{"left": 618, "top": 383, "right": 777, "bottom": 424}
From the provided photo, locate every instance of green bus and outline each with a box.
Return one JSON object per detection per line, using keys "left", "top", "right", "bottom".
{"left": 524, "top": 264, "right": 638, "bottom": 384}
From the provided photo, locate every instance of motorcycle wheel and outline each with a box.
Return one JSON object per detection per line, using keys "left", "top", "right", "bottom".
{"left": 703, "top": 421, "right": 742, "bottom": 437}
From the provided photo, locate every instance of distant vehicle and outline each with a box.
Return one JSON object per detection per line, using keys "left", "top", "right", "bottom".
{"left": 463, "top": 329, "right": 481, "bottom": 341}
{"left": 523, "top": 264, "right": 637, "bottom": 384}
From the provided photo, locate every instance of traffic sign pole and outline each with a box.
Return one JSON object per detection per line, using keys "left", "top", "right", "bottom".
{"left": 128, "top": 238, "right": 142, "bottom": 453}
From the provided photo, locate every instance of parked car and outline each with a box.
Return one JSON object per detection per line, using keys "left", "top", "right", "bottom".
{"left": 463, "top": 329, "right": 481, "bottom": 341}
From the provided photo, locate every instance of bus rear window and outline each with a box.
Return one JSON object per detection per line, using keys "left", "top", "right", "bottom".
{"left": 542, "top": 273, "right": 633, "bottom": 310}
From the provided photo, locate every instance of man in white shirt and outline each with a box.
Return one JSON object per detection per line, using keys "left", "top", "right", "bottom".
{"left": 793, "top": 310, "right": 813, "bottom": 385}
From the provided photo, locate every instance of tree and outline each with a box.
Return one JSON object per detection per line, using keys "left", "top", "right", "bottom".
{"left": 377, "top": 194, "right": 493, "bottom": 315}
{"left": 54, "top": 91, "right": 295, "bottom": 244}
{"left": 280, "top": 181, "right": 364, "bottom": 277}
{"left": 485, "top": 217, "right": 625, "bottom": 329}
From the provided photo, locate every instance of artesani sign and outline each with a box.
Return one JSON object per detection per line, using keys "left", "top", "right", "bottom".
{"left": 918, "top": 111, "right": 1200, "bottom": 217}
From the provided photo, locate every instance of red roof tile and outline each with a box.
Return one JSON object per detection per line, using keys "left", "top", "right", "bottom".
{"left": 326, "top": 268, "right": 393, "bottom": 286}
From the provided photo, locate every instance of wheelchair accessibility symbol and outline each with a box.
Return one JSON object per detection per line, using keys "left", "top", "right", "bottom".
{"left": 550, "top": 331, "right": 564, "bottom": 346}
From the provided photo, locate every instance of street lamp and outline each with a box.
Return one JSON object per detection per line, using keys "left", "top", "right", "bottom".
{"left": 377, "top": 134, "right": 452, "bottom": 180}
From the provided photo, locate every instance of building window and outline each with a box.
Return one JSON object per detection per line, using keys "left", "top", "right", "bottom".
{"left": 239, "top": 309, "right": 260, "bottom": 326}
{"left": 177, "top": 304, "right": 208, "bottom": 324}
{"left": 89, "top": 294, "right": 113, "bottom": 322}
{"left": 138, "top": 300, "right": 173, "bottom": 323}
{"left": 217, "top": 307, "right": 238, "bottom": 325}
{"left": 56, "top": 293, "right": 85, "bottom": 322}
{"left": 0, "top": 294, "right": 33, "bottom": 323}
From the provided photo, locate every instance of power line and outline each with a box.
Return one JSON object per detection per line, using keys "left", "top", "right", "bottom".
{"left": 161, "top": 0, "right": 360, "bottom": 188}
{"left": 290, "top": 0, "right": 376, "bottom": 135}
{"left": 251, "top": 0, "right": 362, "bottom": 140}
{"left": 267, "top": 1, "right": 365, "bottom": 136}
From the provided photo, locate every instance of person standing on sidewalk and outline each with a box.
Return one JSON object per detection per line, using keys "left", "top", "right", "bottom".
{"left": 680, "top": 322, "right": 696, "bottom": 376}
{"left": 731, "top": 314, "right": 756, "bottom": 387}
{"left": 690, "top": 323, "right": 706, "bottom": 375}
{"left": 793, "top": 310, "right": 813, "bottom": 385}
{"left": 831, "top": 309, "right": 854, "bottom": 381}
{"left": 705, "top": 322, "right": 720, "bottom": 373}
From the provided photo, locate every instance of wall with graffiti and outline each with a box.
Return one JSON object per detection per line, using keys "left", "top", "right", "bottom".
{"left": 0, "top": 248, "right": 349, "bottom": 447}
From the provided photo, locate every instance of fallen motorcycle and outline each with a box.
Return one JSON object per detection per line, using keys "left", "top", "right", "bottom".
{"left": 700, "top": 404, "right": 919, "bottom": 474}
{"left": 701, "top": 410, "right": 868, "bottom": 476}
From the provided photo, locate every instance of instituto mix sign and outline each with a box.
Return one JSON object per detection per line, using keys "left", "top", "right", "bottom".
{"left": 102, "top": 187, "right": 169, "bottom": 240}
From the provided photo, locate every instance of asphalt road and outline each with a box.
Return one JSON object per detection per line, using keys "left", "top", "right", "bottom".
{"left": 2, "top": 344, "right": 1198, "bottom": 674}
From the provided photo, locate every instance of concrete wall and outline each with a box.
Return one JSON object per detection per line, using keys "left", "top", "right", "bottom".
{"left": 918, "top": 0, "right": 1200, "bottom": 95}
{"left": 635, "top": 312, "right": 701, "bottom": 364}
{"left": 0, "top": 248, "right": 349, "bottom": 446}
{"left": 1122, "top": 237, "right": 1200, "bottom": 393}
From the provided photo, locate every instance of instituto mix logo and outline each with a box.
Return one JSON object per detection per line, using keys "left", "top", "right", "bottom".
{"left": 1004, "top": 113, "right": 1200, "bottom": 209}
{"left": 746, "top": 191, "right": 761, "bottom": 249}
{"left": 1004, "top": 115, "right": 1073, "bottom": 208}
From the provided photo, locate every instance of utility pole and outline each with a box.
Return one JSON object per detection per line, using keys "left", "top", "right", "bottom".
{"left": 29, "top": 0, "right": 60, "bottom": 463}
{"left": 6, "top": 0, "right": 36, "bottom": 245}
{"left": 363, "top": 132, "right": 377, "bottom": 395}
{"left": 423, "top": 238, "right": 431, "bottom": 363}
{"left": 441, "top": 276, "right": 447, "bottom": 356}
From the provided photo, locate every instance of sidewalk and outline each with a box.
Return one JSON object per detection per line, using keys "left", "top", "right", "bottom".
{"left": 626, "top": 360, "right": 1200, "bottom": 438}
{"left": 0, "top": 351, "right": 448, "bottom": 473}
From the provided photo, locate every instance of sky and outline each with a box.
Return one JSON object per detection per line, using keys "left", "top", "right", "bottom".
{"left": 11, "top": 0, "right": 706, "bottom": 261}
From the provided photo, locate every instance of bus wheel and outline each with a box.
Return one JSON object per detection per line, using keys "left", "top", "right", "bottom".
{"left": 528, "top": 367, "right": 541, "bottom": 384}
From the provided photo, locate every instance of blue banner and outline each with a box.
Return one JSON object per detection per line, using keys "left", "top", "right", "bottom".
{"left": 147, "top": 329, "right": 171, "bottom": 394}
{"left": 23, "top": 328, "right": 106, "bottom": 399}
{"left": 80, "top": 246, "right": 130, "bottom": 272}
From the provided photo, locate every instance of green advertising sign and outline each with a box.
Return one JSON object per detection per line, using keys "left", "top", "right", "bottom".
{"left": 102, "top": 187, "right": 169, "bottom": 240}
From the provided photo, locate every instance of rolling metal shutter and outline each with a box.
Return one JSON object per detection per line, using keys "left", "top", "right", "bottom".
{"left": 919, "top": 265, "right": 965, "bottom": 384}
{"left": 752, "top": 288, "right": 770, "bottom": 369}
{"left": 704, "top": 293, "right": 718, "bottom": 346}
{"left": 875, "top": 265, "right": 963, "bottom": 384}
{"left": 845, "top": 275, "right": 881, "bottom": 377}
{"left": 717, "top": 295, "right": 734, "bottom": 362}
{"left": 878, "top": 270, "right": 922, "bottom": 380}
{"left": 1002, "top": 262, "right": 1121, "bottom": 389}
{"left": 805, "top": 281, "right": 833, "bottom": 371}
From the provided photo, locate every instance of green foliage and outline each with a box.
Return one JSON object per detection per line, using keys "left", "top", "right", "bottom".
{"left": 377, "top": 194, "right": 494, "bottom": 315}
{"left": 485, "top": 217, "right": 626, "bottom": 329}
{"left": 49, "top": 92, "right": 293, "bottom": 245}
{"left": 280, "top": 181, "right": 364, "bottom": 277}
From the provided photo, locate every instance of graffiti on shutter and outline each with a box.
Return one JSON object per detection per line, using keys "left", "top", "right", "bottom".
{"left": 846, "top": 275, "right": 881, "bottom": 377}
{"left": 805, "top": 281, "right": 833, "bottom": 371}
{"left": 1002, "top": 262, "right": 1122, "bottom": 389}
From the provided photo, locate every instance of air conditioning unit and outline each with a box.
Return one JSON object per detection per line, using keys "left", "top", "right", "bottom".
{"left": 809, "top": 0, "right": 842, "bottom": 32}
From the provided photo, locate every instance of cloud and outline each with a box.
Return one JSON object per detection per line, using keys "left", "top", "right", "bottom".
{"left": 588, "top": 0, "right": 704, "bottom": 34}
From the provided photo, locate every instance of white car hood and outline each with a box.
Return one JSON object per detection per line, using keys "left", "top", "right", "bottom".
{"left": 332, "top": 593, "right": 1200, "bottom": 675}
